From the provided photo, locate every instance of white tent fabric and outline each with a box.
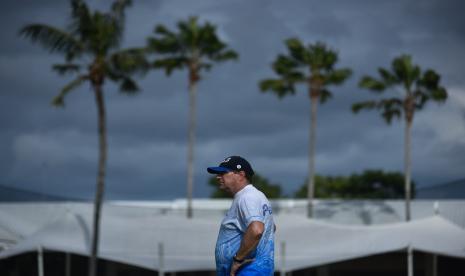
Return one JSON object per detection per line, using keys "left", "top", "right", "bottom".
{"left": 276, "top": 215, "right": 465, "bottom": 271}
{"left": 0, "top": 208, "right": 219, "bottom": 272}
{"left": 1, "top": 202, "right": 465, "bottom": 272}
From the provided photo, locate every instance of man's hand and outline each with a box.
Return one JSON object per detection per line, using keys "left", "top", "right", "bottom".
{"left": 230, "top": 258, "right": 254, "bottom": 276}
{"left": 230, "top": 221, "right": 264, "bottom": 275}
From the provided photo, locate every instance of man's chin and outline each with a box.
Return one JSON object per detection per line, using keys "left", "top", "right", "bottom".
{"left": 219, "top": 186, "right": 231, "bottom": 194}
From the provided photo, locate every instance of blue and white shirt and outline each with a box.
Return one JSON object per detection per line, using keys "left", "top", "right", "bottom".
{"left": 215, "top": 184, "right": 275, "bottom": 275}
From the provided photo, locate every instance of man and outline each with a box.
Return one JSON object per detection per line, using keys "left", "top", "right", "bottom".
{"left": 207, "top": 156, "right": 275, "bottom": 276}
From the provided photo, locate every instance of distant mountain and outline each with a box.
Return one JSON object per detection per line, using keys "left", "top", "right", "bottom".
{"left": 0, "top": 184, "right": 83, "bottom": 202}
{"left": 416, "top": 178, "right": 465, "bottom": 199}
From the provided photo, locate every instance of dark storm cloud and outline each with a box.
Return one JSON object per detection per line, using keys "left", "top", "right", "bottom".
{"left": 404, "top": 0, "right": 465, "bottom": 38}
{"left": 1, "top": 0, "right": 464, "bottom": 199}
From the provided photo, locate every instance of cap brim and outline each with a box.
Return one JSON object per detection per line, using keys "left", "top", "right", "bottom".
{"left": 207, "top": 166, "right": 231, "bottom": 174}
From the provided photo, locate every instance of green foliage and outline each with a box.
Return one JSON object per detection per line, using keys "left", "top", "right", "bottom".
{"left": 146, "top": 16, "right": 238, "bottom": 79}
{"left": 19, "top": 24, "right": 83, "bottom": 56}
{"left": 359, "top": 76, "right": 386, "bottom": 91}
{"left": 259, "top": 38, "right": 352, "bottom": 102}
{"left": 52, "top": 64, "right": 81, "bottom": 75}
{"left": 259, "top": 79, "right": 296, "bottom": 98}
{"left": 20, "top": 0, "right": 148, "bottom": 105}
{"left": 52, "top": 76, "right": 89, "bottom": 106}
{"left": 208, "top": 173, "right": 282, "bottom": 199}
{"left": 294, "top": 170, "right": 416, "bottom": 199}
{"left": 353, "top": 54, "right": 448, "bottom": 124}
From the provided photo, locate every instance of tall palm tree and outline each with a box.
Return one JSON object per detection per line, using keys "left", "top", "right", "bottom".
{"left": 260, "top": 39, "right": 352, "bottom": 218}
{"left": 352, "top": 54, "right": 447, "bottom": 221}
{"left": 19, "top": 1, "right": 147, "bottom": 275}
{"left": 146, "top": 16, "right": 238, "bottom": 218}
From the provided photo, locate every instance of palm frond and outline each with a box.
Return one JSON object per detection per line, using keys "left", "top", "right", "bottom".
{"left": 352, "top": 101, "right": 377, "bottom": 113}
{"left": 378, "top": 68, "right": 398, "bottom": 86}
{"left": 209, "top": 49, "right": 238, "bottom": 62}
{"left": 285, "top": 38, "right": 306, "bottom": 63}
{"left": 196, "top": 22, "right": 216, "bottom": 46}
{"left": 148, "top": 16, "right": 238, "bottom": 80}
{"left": 357, "top": 55, "right": 448, "bottom": 125}
{"left": 392, "top": 54, "right": 412, "bottom": 80}
{"left": 261, "top": 39, "right": 350, "bottom": 102}
{"left": 392, "top": 54, "right": 421, "bottom": 91}
{"left": 52, "top": 75, "right": 89, "bottom": 106}
{"left": 52, "top": 63, "right": 81, "bottom": 75}
{"left": 106, "top": 70, "right": 139, "bottom": 94}
{"left": 71, "top": 0, "right": 90, "bottom": 21}
{"left": 110, "top": 47, "right": 149, "bottom": 75}
{"left": 110, "top": 0, "right": 132, "bottom": 43}
{"left": 381, "top": 109, "right": 402, "bottom": 124}
{"left": 429, "top": 87, "right": 447, "bottom": 102}
{"left": 259, "top": 79, "right": 296, "bottom": 98}
{"left": 378, "top": 98, "right": 403, "bottom": 124}
{"left": 153, "top": 57, "right": 187, "bottom": 76}
{"left": 308, "top": 42, "right": 337, "bottom": 70}
{"left": 119, "top": 76, "right": 139, "bottom": 94}
{"left": 19, "top": 24, "right": 82, "bottom": 54}
{"left": 414, "top": 69, "right": 448, "bottom": 108}
{"left": 111, "top": 0, "right": 132, "bottom": 19}
{"left": 359, "top": 76, "right": 386, "bottom": 92}
{"left": 413, "top": 90, "right": 429, "bottom": 109}
{"left": 353, "top": 98, "right": 402, "bottom": 124}
{"left": 90, "top": 12, "right": 122, "bottom": 54}
{"left": 325, "top": 68, "right": 352, "bottom": 85}
{"left": 69, "top": 0, "right": 92, "bottom": 38}
{"left": 154, "top": 24, "right": 176, "bottom": 37}
{"left": 273, "top": 54, "right": 301, "bottom": 76}
{"left": 199, "top": 63, "right": 213, "bottom": 72}
{"left": 180, "top": 16, "right": 199, "bottom": 45}
{"left": 419, "top": 69, "right": 440, "bottom": 88}
{"left": 379, "top": 98, "right": 403, "bottom": 109}
{"left": 185, "top": 18, "right": 236, "bottom": 63}
{"left": 147, "top": 31, "right": 182, "bottom": 54}
{"left": 319, "top": 89, "right": 333, "bottom": 104}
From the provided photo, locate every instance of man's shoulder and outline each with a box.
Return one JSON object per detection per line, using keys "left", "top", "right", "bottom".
{"left": 238, "top": 185, "right": 269, "bottom": 203}
{"left": 241, "top": 184, "right": 261, "bottom": 196}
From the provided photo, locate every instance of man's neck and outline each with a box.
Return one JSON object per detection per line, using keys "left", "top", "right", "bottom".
{"left": 232, "top": 182, "right": 250, "bottom": 196}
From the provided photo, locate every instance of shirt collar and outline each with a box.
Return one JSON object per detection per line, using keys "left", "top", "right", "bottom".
{"left": 234, "top": 184, "right": 252, "bottom": 198}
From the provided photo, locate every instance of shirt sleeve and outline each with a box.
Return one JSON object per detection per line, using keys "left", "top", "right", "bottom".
{"left": 238, "top": 194, "right": 265, "bottom": 228}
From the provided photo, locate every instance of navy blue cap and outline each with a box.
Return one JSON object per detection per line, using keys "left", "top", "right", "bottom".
{"left": 207, "top": 156, "right": 255, "bottom": 178}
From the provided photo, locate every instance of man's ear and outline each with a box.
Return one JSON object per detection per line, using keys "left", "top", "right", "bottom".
{"left": 238, "top": 171, "right": 246, "bottom": 178}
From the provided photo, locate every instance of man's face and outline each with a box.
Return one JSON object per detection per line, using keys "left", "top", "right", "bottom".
{"left": 216, "top": 171, "right": 240, "bottom": 194}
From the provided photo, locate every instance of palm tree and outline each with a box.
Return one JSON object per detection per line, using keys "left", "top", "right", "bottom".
{"left": 19, "top": 1, "right": 147, "bottom": 275}
{"left": 260, "top": 39, "right": 352, "bottom": 218}
{"left": 352, "top": 54, "right": 447, "bottom": 221}
{"left": 146, "top": 16, "right": 238, "bottom": 218}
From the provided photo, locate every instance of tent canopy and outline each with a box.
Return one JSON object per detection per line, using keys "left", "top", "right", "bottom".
{"left": 1, "top": 201, "right": 465, "bottom": 272}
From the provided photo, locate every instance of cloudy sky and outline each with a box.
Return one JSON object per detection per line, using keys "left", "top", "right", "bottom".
{"left": 1, "top": 0, "right": 464, "bottom": 200}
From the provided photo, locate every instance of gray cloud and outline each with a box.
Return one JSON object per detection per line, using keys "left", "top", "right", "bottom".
{"left": 1, "top": 0, "right": 464, "bottom": 199}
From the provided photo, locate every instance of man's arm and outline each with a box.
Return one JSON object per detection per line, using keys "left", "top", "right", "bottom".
{"left": 230, "top": 221, "right": 264, "bottom": 275}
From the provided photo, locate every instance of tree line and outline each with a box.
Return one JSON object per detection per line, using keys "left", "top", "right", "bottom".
{"left": 209, "top": 170, "right": 415, "bottom": 200}
{"left": 19, "top": 1, "right": 448, "bottom": 276}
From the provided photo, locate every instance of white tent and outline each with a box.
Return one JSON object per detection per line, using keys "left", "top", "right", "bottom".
{"left": 0, "top": 208, "right": 219, "bottom": 272}
{"left": 1, "top": 202, "right": 465, "bottom": 272}
{"left": 275, "top": 215, "right": 465, "bottom": 272}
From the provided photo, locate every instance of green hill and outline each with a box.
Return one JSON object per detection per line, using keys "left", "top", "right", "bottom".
{"left": 417, "top": 178, "right": 465, "bottom": 199}
{"left": 0, "top": 184, "right": 83, "bottom": 202}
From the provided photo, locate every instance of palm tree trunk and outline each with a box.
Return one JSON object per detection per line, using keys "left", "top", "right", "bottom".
{"left": 186, "top": 78, "right": 197, "bottom": 219}
{"left": 89, "top": 84, "right": 107, "bottom": 276}
{"left": 404, "top": 118, "right": 412, "bottom": 221}
{"left": 307, "top": 94, "right": 318, "bottom": 218}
